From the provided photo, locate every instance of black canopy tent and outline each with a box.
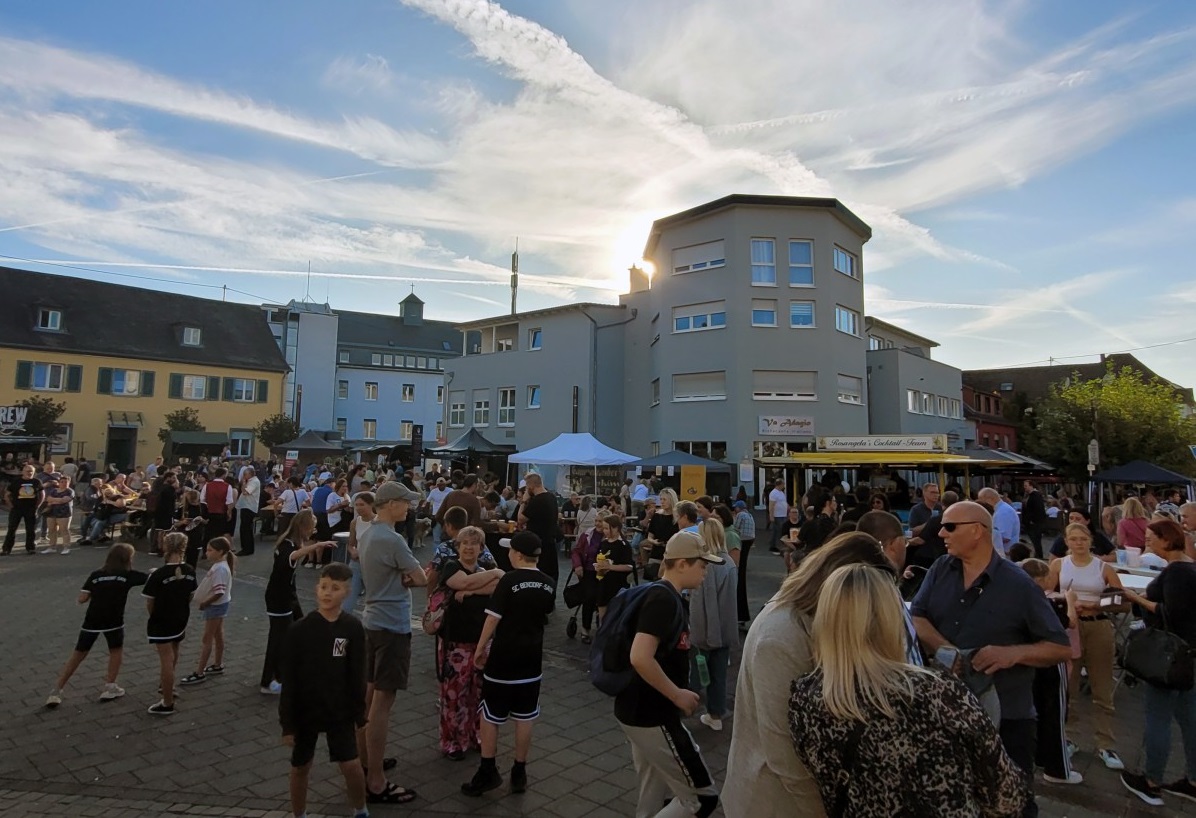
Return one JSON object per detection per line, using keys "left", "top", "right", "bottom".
{"left": 161, "top": 431, "right": 228, "bottom": 465}
{"left": 270, "top": 430, "right": 346, "bottom": 466}
{"left": 1090, "top": 459, "right": 1195, "bottom": 509}
{"left": 425, "top": 429, "right": 514, "bottom": 474}
{"left": 625, "top": 449, "right": 734, "bottom": 500}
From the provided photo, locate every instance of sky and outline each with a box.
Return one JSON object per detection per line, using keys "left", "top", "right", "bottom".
{"left": 1, "top": 0, "right": 1195, "bottom": 384}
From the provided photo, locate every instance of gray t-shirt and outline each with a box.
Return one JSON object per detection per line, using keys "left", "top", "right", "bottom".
{"left": 359, "top": 524, "right": 421, "bottom": 634}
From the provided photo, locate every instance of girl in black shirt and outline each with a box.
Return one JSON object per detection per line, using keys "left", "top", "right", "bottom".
{"left": 595, "top": 513, "right": 634, "bottom": 621}
{"left": 144, "top": 533, "right": 198, "bottom": 715}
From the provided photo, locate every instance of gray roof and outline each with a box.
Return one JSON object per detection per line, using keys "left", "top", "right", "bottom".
{"left": 454, "top": 302, "right": 625, "bottom": 330}
{"left": 335, "top": 309, "right": 461, "bottom": 355}
{"left": 0, "top": 266, "right": 289, "bottom": 372}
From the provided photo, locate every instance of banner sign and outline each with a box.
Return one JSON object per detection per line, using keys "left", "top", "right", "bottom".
{"left": 0, "top": 405, "right": 28, "bottom": 434}
{"left": 758, "top": 416, "right": 815, "bottom": 437}
{"left": 817, "top": 434, "right": 948, "bottom": 453}
{"left": 680, "top": 465, "right": 706, "bottom": 499}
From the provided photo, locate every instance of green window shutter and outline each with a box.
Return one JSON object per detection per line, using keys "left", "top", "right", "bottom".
{"left": 65, "top": 365, "right": 83, "bottom": 393}
{"left": 222, "top": 377, "right": 235, "bottom": 402}
{"left": 97, "top": 367, "right": 113, "bottom": 395}
{"left": 15, "top": 361, "right": 32, "bottom": 389}
{"left": 256, "top": 379, "right": 269, "bottom": 404}
{"left": 207, "top": 376, "right": 220, "bottom": 401}
{"left": 141, "top": 371, "right": 155, "bottom": 397}
{"left": 168, "top": 373, "right": 183, "bottom": 399}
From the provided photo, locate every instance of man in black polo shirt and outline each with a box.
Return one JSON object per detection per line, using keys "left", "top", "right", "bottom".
{"left": 519, "top": 474, "right": 559, "bottom": 591}
{"left": 911, "top": 500, "right": 1071, "bottom": 818}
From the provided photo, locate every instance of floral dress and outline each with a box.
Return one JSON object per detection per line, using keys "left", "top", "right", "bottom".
{"left": 437, "top": 560, "right": 492, "bottom": 754}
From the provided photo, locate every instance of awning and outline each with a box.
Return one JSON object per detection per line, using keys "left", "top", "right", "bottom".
{"left": 164, "top": 431, "right": 228, "bottom": 446}
{"left": 756, "top": 452, "right": 994, "bottom": 468}
{"left": 107, "top": 411, "right": 143, "bottom": 428}
{"left": 0, "top": 435, "right": 50, "bottom": 446}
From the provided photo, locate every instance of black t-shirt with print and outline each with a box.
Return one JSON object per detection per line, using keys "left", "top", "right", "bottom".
{"left": 440, "top": 560, "right": 492, "bottom": 644}
{"left": 614, "top": 583, "right": 689, "bottom": 728}
{"left": 646, "top": 513, "right": 678, "bottom": 561}
{"left": 80, "top": 569, "right": 149, "bottom": 631}
{"left": 482, "top": 567, "right": 556, "bottom": 682}
{"left": 7, "top": 478, "right": 41, "bottom": 508}
{"left": 265, "top": 539, "right": 301, "bottom": 615}
{"left": 597, "top": 538, "right": 634, "bottom": 596}
{"left": 142, "top": 562, "right": 198, "bottom": 639}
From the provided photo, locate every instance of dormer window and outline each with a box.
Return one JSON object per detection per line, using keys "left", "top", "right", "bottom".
{"left": 182, "top": 326, "right": 202, "bottom": 346}
{"left": 37, "top": 309, "right": 62, "bottom": 331}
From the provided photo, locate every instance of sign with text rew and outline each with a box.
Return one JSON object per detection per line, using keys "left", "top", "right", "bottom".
{"left": 0, "top": 405, "right": 29, "bottom": 434}
{"left": 817, "top": 435, "right": 948, "bottom": 453}
{"left": 759, "top": 416, "right": 815, "bottom": 437}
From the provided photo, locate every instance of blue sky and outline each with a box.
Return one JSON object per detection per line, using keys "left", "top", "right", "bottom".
{"left": 1, "top": 0, "right": 1194, "bottom": 383}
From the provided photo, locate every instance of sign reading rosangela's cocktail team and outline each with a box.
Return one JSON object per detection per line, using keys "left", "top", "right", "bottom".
{"left": 0, "top": 405, "right": 28, "bottom": 434}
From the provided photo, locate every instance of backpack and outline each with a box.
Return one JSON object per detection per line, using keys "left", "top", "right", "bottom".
{"left": 206, "top": 480, "right": 229, "bottom": 515}
{"left": 589, "top": 581, "right": 685, "bottom": 697}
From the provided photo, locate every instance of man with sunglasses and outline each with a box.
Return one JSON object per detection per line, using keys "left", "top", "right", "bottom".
{"left": 910, "top": 500, "right": 1071, "bottom": 818}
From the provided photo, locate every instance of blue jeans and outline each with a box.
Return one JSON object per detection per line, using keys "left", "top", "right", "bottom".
{"left": 1143, "top": 683, "right": 1196, "bottom": 783}
{"left": 88, "top": 512, "right": 127, "bottom": 540}
{"left": 689, "top": 646, "right": 731, "bottom": 718}
{"left": 342, "top": 559, "right": 364, "bottom": 614}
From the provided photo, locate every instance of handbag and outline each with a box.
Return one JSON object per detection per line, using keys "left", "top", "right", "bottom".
{"left": 1124, "top": 608, "right": 1194, "bottom": 691}
{"left": 562, "top": 571, "right": 586, "bottom": 610}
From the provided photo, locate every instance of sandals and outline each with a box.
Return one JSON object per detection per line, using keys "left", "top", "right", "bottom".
{"left": 367, "top": 782, "right": 417, "bottom": 804}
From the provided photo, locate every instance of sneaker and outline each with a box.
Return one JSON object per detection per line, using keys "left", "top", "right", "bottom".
{"left": 59, "top": 547, "right": 70, "bottom": 555}
{"left": 1066, "top": 740, "right": 1078, "bottom": 760}
{"left": 260, "top": 681, "right": 282, "bottom": 695}
{"left": 77, "top": 539, "right": 92, "bottom": 546}
{"left": 1122, "top": 771, "right": 1165, "bottom": 806}
{"left": 38, "top": 548, "right": 55, "bottom": 555}
{"left": 99, "top": 683, "right": 125, "bottom": 701}
{"left": 461, "top": 766, "right": 503, "bottom": 797}
{"left": 510, "top": 764, "right": 527, "bottom": 794}
{"left": 445, "top": 749, "right": 465, "bottom": 761}
{"left": 44, "top": 689, "right": 63, "bottom": 708}
{"left": 1162, "top": 779, "right": 1196, "bottom": 803}
{"left": 699, "top": 713, "right": 723, "bottom": 731}
{"left": 769, "top": 546, "right": 782, "bottom": 555}
{"left": 1043, "top": 770, "right": 1083, "bottom": 785}
{"left": 203, "top": 664, "right": 224, "bottom": 675}
{"left": 147, "top": 700, "right": 175, "bottom": 716}
{"left": 179, "top": 672, "right": 206, "bottom": 686}
{"left": 1098, "top": 748, "right": 1124, "bottom": 771}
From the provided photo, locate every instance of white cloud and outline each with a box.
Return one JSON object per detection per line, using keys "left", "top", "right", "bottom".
{"left": 323, "top": 54, "right": 397, "bottom": 95}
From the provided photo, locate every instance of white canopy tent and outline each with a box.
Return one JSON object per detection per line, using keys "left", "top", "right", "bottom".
{"left": 508, "top": 433, "right": 637, "bottom": 493}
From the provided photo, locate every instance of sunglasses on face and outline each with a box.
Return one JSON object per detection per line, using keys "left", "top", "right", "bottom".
{"left": 941, "top": 521, "right": 987, "bottom": 532}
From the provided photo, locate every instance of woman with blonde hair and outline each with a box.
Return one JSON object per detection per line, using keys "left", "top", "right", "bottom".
{"left": 723, "top": 533, "right": 895, "bottom": 817}
{"left": 690, "top": 518, "right": 739, "bottom": 732}
{"left": 1118, "top": 497, "right": 1149, "bottom": 550}
{"left": 789, "top": 564, "right": 1027, "bottom": 816}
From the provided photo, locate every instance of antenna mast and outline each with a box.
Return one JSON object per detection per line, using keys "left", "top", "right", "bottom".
{"left": 510, "top": 238, "right": 519, "bottom": 315}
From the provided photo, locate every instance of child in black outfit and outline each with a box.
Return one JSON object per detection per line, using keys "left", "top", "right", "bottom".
{"left": 45, "top": 543, "right": 147, "bottom": 707}
{"left": 280, "top": 562, "right": 369, "bottom": 818}
{"left": 144, "top": 532, "right": 198, "bottom": 715}
{"left": 463, "top": 532, "right": 556, "bottom": 798}
{"left": 595, "top": 513, "right": 634, "bottom": 624}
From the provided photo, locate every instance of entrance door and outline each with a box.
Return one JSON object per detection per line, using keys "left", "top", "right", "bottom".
{"left": 105, "top": 427, "right": 138, "bottom": 472}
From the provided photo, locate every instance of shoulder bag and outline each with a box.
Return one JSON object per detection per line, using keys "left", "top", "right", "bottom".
{"left": 1124, "top": 606, "right": 1194, "bottom": 691}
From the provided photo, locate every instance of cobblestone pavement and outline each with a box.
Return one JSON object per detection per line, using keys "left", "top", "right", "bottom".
{"left": 0, "top": 516, "right": 1193, "bottom": 817}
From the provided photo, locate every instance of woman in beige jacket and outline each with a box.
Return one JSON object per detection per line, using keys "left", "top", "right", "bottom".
{"left": 723, "top": 533, "right": 894, "bottom": 817}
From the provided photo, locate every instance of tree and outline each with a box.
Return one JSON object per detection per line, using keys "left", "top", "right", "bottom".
{"left": 1023, "top": 364, "right": 1196, "bottom": 480}
{"left": 254, "top": 413, "right": 301, "bottom": 450}
{"left": 158, "top": 407, "right": 205, "bottom": 443}
{"left": 14, "top": 396, "right": 67, "bottom": 439}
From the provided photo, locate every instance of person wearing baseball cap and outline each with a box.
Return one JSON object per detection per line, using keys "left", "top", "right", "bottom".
{"left": 614, "top": 530, "right": 721, "bottom": 817}
{"left": 356, "top": 480, "right": 426, "bottom": 805}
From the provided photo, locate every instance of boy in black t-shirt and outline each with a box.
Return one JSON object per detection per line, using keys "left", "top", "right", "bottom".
{"left": 280, "top": 562, "right": 369, "bottom": 818}
{"left": 45, "top": 543, "right": 147, "bottom": 707}
{"left": 462, "top": 532, "right": 556, "bottom": 798}
{"left": 615, "top": 531, "right": 722, "bottom": 818}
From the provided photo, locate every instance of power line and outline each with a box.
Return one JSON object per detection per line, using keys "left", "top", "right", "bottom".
{"left": 994, "top": 335, "right": 1196, "bottom": 369}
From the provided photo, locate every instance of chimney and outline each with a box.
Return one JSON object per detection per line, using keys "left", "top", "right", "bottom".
{"left": 628, "top": 264, "right": 650, "bottom": 293}
{"left": 400, "top": 292, "right": 424, "bottom": 326}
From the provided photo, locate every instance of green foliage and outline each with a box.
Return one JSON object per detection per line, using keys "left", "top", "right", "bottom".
{"left": 253, "top": 413, "right": 301, "bottom": 450}
{"left": 14, "top": 396, "right": 67, "bottom": 439}
{"left": 157, "top": 407, "right": 205, "bottom": 443}
{"left": 1024, "top": 365, "right": 1196, "bottom": 480}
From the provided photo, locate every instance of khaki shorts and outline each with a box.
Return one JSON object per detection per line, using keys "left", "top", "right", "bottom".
{"left": 366, "top": 629, "right": 412, "bottom": 692}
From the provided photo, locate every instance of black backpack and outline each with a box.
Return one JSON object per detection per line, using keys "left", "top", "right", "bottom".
{"left": 589, "top": 581, "right": 684, "bottom": 696}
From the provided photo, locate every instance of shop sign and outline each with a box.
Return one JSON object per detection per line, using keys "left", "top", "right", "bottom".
{"left": 817, "top": 434, "right": 947, "bottom": 452}
{"left": 758, "top": 416, "right": 815, "bottom": 437}
{"left": 0, "top": 405, "right": 28, "bottom": 434}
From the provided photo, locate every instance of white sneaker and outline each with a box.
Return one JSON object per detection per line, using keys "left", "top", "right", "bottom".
{"left": 38, "top": 548, "right": 55, "bottom": 555}
{"left": 260, "top": 681, "right": 282, "bottom": 695}
{"left": 699, "top": 713, "right": 723, "bottom": 732}
{"left": 1043, "top": 770, "right": 1083, "bottom": 784}
{"left": 59, "top": 548, "right": 70, "bottom": 555}
{"left": 44, "top": 689, "right": 63, "bottom": 708}
{"left": 1099, "top": 748, "right": 1125, "bottom": 771}
{"left": 99, "top": 682, "right": 125, "bottom": 701}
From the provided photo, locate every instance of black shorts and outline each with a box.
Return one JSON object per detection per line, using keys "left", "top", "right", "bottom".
{"left": 366, "top": 629, "right": 411, "bottom": 692}
{"left": 75, "top": 628, "right": 124, "bottom": 652}
{"left": 148, "top": 631, "right": 187, "bottom": 645}
{"left": 480, "top": 678, "right": 541, "bottom": 724}
{"left": 290, "top": 722, "right": 359, "bottom": 767}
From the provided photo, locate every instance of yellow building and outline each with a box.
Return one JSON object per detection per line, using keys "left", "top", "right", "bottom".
{"left": 0, "top": 266, "right": 288, "bottom": 467}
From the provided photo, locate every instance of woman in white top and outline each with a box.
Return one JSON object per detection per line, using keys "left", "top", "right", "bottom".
{"left": 1047, "top": 523, "right": 1125, "bottom": 771}
{"left": 575, "top": 495, "right": 598, "bottom": 541}
{"left": 274, "top": 477, "right": 308, "bottom": 535}
{"left": 343, "top": 491, "right": 375, "bottom": 613}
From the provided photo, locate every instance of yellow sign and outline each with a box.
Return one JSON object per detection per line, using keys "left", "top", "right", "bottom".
{"left": 680, "top": 465, "right": 706, "bottom": 499}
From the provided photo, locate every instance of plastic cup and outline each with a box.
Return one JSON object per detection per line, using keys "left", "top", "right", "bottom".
{"left": 1115, "top": 549, "right": 1127, "bottom": 566}
{"left": 1126, "top": 547, "right": 1142, "bottom": 567}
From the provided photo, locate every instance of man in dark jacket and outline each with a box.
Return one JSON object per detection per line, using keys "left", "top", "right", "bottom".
{"left": 1022, "top": 480, "right": 1048, "bottom": 558}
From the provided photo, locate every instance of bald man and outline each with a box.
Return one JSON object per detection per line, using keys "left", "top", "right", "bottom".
{"left": 910, "top": 500, "right": 1070, "bottom": 818}
{"left": 978, "top": 487, "right": 1019, "bottom": 557}
{"left": 519, "top": 473, "right": 560, "bottom": 590}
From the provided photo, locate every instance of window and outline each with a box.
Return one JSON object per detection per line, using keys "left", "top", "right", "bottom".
{"left": 32, "top": 363, "right": 65, "bottom": 391}
{"left": 363, "top": 419, "right": 377, "bottom": 440}
{"left": 228, "top": 431, "right": 253, "bottom": 457}
{"left": 789, "top": 301, "right": 815, "bottom": 328}
{"left": 430, "top": 357, "right": 440, "bottom": 370}
{"left": 753, "top": 370, "right": 816, "bottom": 400}
{"left": 651, "top": 441, "right": 660, "bottom": 456}
{"left": 672, "top": 301, "right": 727, "bottom": 333}
{"left": 751, "top": 299, "right": 777, "bottom": 327}
{"left": 111, "top": 369, "right": 141, "bottom": 396}
{"left": 336, "top": 418, "right": 347, "bottom": 435}
{"left": 37, "top": 309, "right": 62, "bottom": 331}
{"left": 869, "top": 335, "right": 883, "bottom": 350}
{"left": 371, "top": 353, "right": 382, "bottom": 366}
{"left": 383, "top": 354, "right": 394, "bottom": 367}
{"left": 405, "top": 355, "right": 415, "bottom": 367}
{"left": 337, "top": 380, "right": 349, "bottom": 400}
{"left": 835, "top": 305, "right": 860, "bottom": 336}
{"left": 673, "top": 371, "right": 727, "bottom": 402}
{"left": 473, "top": 396, "right": 490, "bottom": 426}
{"left": 837, "top": 374, "right": 863, "bottom": 404}
{"left": 650, "top": 379, "right": 660, "bottom": 407}
{"left": 232, "top": 378, "right": 256, "bottom": 402}
{"left": 937, "top": 396, "right": 950, "bottom": 417}
{"left": 401, "top": 420, "right": 413, "bottom": 440}
{"left": 675, "top": 441, "right": 728, "bottom": 461}
{"left": 498, "top": 388, "right": 516, "bottom": 425}
{"left": 364, "top": 382, "right": 378, "bottom": 401}
{"left": 181, "top": 326, "right": 202, "bottom": 346}
{"left": 182, "top": 375, "right": 206, "bottom": 400}
{"left": 671, "top": 240, "right": 726, "bottom": 274}
{"left": 949, "top": 398, "right": 962, "bottom": 419}
{"left": 922, "top": 393, "right": 935, "bottom": 415}
{"left": 788, "top": 240, "right": 814, "bottom": 286}
{"left": 497, "top": 339, "right": 514, "bottom": 352}
{"left": 402, "top": 384, "right": 414, "bottom": 402}
{"left": 751, "top": 239, "right": 776, "bottom": 285}
{"left": 437, "top": 385, "right": 444, "bottom": 404}
{"left": 528, "top": 385, "right": 541, "bottom": 409}
{"left": 339, "top": 349, "right": 350, "bottom": 363}
{"left": 435, "top": 421, "right": 443, "bottom": 440}
{"left": 417, "top": 357, "right": 427, "bottom": 369}
{"left": 908, "top": 389, "right": 921, "bottom": 413}
{"left": 449, "top": 402, "right": 466, "bottom": 427}
{"left": 49, "top": 423, "right": 72, "bottom": 455}
{"left": 833, "top": 246, "right": 857, "bottom": 278}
